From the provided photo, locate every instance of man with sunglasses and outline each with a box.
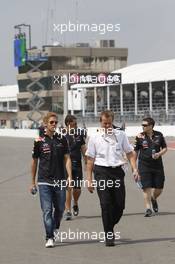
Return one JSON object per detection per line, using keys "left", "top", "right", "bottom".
{"left": 30, "top": 112, "right": 72, "bottom": 248}
{"left": 133, "top": 117, "right": 167, "bottom": 217}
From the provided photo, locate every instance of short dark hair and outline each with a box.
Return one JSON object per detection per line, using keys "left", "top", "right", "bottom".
{"left": 100, "top": 110, "right": 114, "bottom": 122}
{"left": 142, "top": 117, "right": 155, "bottom": 127}
{"left": 65, "top": 114, "right": 77, "bottom": 126}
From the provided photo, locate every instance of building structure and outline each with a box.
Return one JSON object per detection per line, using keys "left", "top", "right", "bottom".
{"left": 0, "top": 85, "right": 18, "bottom": 128}
{"left": 16, "top": 40, "right": 128, "bottom": 126}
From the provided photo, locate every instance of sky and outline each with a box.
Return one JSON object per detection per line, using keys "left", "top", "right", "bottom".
{"left": 1, "top": 0, "right": 175, "bottom": 85}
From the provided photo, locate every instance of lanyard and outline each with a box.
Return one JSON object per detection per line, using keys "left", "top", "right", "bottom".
{"left": 102, "top": 133, "right": 118, "bottom": 145}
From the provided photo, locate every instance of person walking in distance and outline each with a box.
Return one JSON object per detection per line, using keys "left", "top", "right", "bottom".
{"left": 133, "top": 117, "right": 167, "bottom": 217}
{"left": 64, "top": 115, "right": 86, "bottom": 220}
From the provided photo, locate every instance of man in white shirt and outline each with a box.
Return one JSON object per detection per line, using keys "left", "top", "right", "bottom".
{"left": 86, "top": 110, "right": 139, "bottom": 246}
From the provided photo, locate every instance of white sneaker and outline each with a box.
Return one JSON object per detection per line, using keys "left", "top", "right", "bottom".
{"left": 54, "top": 229, "right": 59, "bottom": 241}
{"left": 64, "top": 211, "right": 72, "bottom": 220}
{"left": 45, "top": 238, "right": 54, "bottom": 248}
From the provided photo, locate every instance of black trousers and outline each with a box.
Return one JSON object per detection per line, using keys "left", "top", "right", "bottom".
{"left": 94, "top": 165, "right": 125, "bottom": 236}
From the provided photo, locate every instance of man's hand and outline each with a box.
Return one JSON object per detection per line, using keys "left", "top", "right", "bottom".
{"left": 153, "top": 148, "right": 167, "bottom": 159}
{"left": 29, "top": 183, "right": 37, "bottom": 194}
{"left": 133, "top": 169, "right": 140, "bottom": 182}
{"left": 152, "top": 152, "right": 160, "bottom": 159}
{"left": 126, "top": 151, "right": 140, "bottom": 182}
{"left": 87, "top": 178, "right": 94, "bottom": 193}
{"left": 31, "top": 158, "right": 38, "bottom": 194}
{"left": 86, "top": 156, "right": 95, "bottom": 193}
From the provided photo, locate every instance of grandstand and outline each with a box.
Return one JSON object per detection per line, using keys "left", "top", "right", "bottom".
{"left": 71, "top": 59, "right": 175, "bottom": 124}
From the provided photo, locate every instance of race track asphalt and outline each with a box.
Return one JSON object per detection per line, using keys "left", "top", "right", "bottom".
{"left": 0, "top": 137, "right": 175, "bottom": 264}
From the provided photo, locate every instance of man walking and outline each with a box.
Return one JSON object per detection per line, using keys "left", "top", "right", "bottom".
{"left": 86, "top": 110, "right": 138, "bottom": 246}
{"left": 64, "top": 114, "right": 86, "bottom": 220}
{"left": 30, "top": 112, "right": 72, "bottom": 247}
{"left": 133, "top": 117, "right": 167, "bottom": 217}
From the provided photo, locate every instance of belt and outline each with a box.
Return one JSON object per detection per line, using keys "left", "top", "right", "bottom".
{"left": 95, "top": 165, "right": 121, "bottom": 169}
{"left": 109, "top": 166, "right": 121, "bottom": 168}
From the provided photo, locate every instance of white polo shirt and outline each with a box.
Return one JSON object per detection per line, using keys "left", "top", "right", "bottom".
{"left": 86, "top": 129, "right": 133, "bottom": 167}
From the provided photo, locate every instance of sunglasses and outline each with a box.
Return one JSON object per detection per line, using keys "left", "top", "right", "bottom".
{"left": 142, "top": 124, "right": 149, "bottom": 127}
{"left": 49, "top": 121, "right": 58, "bottom": 125}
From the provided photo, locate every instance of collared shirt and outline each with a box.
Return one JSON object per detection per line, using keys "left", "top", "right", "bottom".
{"left": 134, "top": 130, "right": 167, "bottom": 168}
{"left": 32, "top": 133, "right": 69, "bottom": 184}
{"left": 85, "top": 129, "right": 133, "bottom": 167}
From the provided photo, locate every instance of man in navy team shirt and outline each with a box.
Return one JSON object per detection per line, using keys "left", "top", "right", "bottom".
{"left": 30, "top": 112, "right": 72, "bottom": 248}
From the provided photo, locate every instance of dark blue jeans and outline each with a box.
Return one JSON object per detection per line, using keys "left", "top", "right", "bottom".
{"left": 39, "top": 185, "right": 66, "bottom": 240}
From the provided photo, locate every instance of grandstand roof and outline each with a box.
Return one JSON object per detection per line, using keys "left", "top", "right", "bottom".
{"left": 113, "top": 58, "right": 175, "bottom": 84}
{"left": 0, "top": 85, "right": 18, "bottom": 100}
{"left": 71, "top": 59, "right": 175, "bottom": 88}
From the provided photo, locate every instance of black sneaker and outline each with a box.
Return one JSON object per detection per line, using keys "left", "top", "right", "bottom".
{"left": 105, "top": 239, "right": 115, "bottom": 247}
{"left": 151, "top": 197, "right": 158, "bottom": 213}
{"left": 144, "top": 208, "right": 153, "bottom": 217}
{"left": 72, "top": 205, "right": 79, "bottom": 216}
{"left": 105, "top": 237, "right": 115, "bottom": 247}
{"left": 105, "top": 232, "right": 115, "bottom": 247}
